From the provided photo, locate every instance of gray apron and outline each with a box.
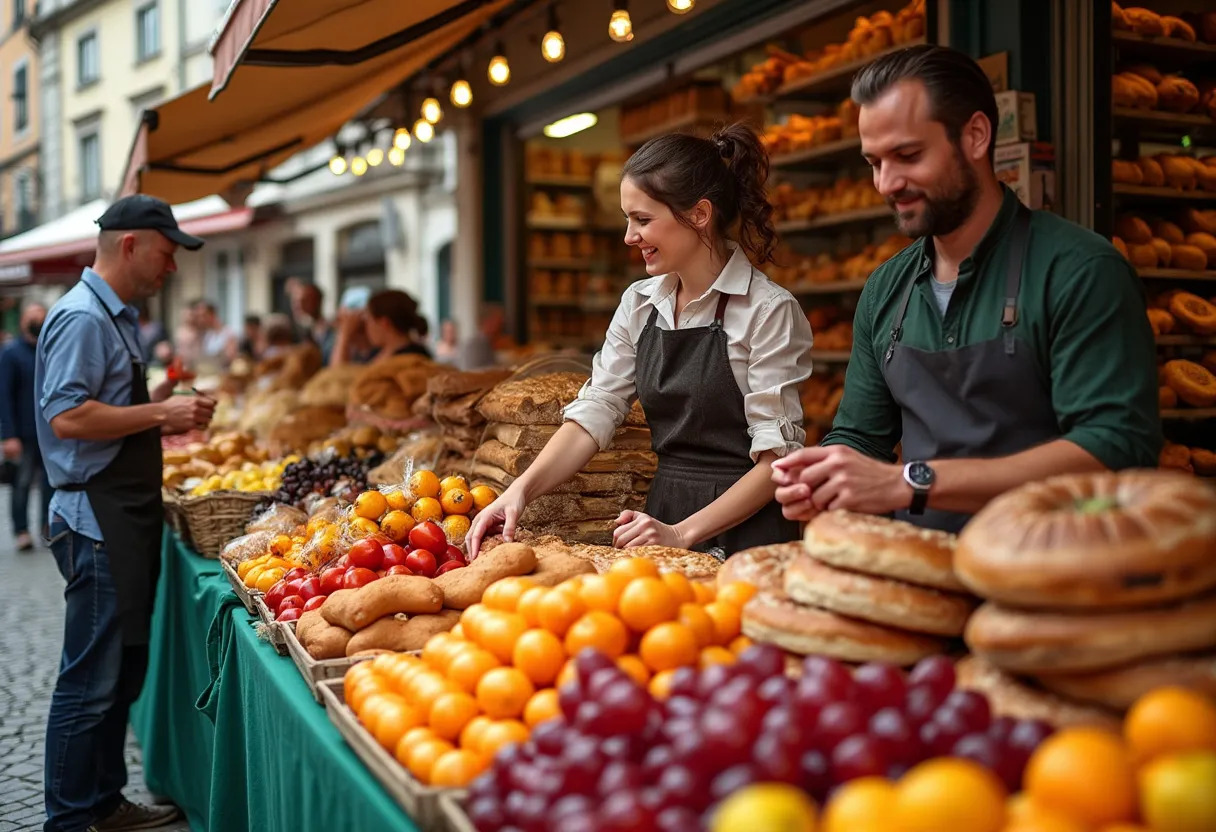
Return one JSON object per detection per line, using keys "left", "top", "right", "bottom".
{"left": 635, "top": 289, "right": 799, "bottom": 555}
{"left": 881, "top": 204, "right": 1061, "bottom": 533}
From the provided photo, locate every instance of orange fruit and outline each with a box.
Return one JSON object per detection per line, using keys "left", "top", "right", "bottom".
{"left": 406, "top": 671, "right": 454, "bottom": 719}
{"left": 449, "top": 623, "right": 465, "bottom": 640}
{"left": 483, "top": 577, "right": 536, "bottom": 612}
{"left": 354, "top": 490, "right": 389, "bottom": 521}
{"left": 254, "top": 567, "right": 287, "bottom": 593}
{"left": 371, "top": 652, "right": 403, "bottom": 677}
{"left": 677, "top": 603, "right": 716, "bottom": 648}
{"left": 269, "top": 534, "right": 294, "bottom": 556}
{"left": 384, "top": 656, "right": 427, "bottom": 694}
{"left": 439, "top": 475, "right": 470, "bottom": 494}
{"left": 822, "top": 776, "right": 897, "bottom": 832}
{"left": 347, "top": 516, "right": 380, "bottom": 537}
{"left": 475, "top": 667, "right": 535, "bottom": 719}
{"left": 442, "top": 515, "right": 471, "bottom": 544}
{"left": 617, "top": 654, "right": 652, "bottom": 687}
{"left": 648, "top": 669, "right": 677, "bottom": 699}
{"left": 422, "top": 632, "right": 460, "bottom": 672}
{"left": 564, "top": 611, "right": 629, "bottom": 659}
{"left": 660, "top": 572, "right": 696, "bottom": 605}
{"left": 409, "top": 469, "right": 441, "bottom": 499}
{"left": 429, "top": 691, "right": 481, "bottom": 741}
{"left": 441, "top": 488, "right": 474, "bottom": 516}
{"left": 1025, "top": 728, "right": 1136, "bottom": 826}
{"left": 1139, "top": 751, "right": 1216, "bottom": 832}
{"left": 394, "top": 726, "right": 437, "bottom": 767}
{"left": 608, "top": 557, "right": 660, "bottom": 580}
{"left": 555, "top": 658, "right": 578, "bottom": 689}
{"left": 578, "top": 573, "right": 629, "bottom": 612}
{"left": 1095, "top": 826, "right": 1150, "bottom": 832}
{"left": 411, "top": 497, "right": 443, "bottom": 524}
{"left": 478, "top": 719, "right": 530, "bottom": 761}
{"left": 379, "top": 510, "right": 415, "bottom": 543}
{"left": 384, "top": 488, "right": 412, "bottom": 512}
{"left": 476, "top": 611, "right": 529, "bottom": 664}
{"left": 703, "top": 601, "right": 742, "bottom": 645}
{"left": 349, "top": 675, "right": 390, "bottom": 713}
{"left": 639, "top": 621, "right": 699, "bottom": 672}
{"left": 429, "top": 748, "right": 486, "bottom": 788}
{"left": 371, "top": 697, "right": 423, "bottom": 751}
{"left": 1125, "top": 686, "right": 1216, "bottom": 763}
{"left": 516, "top": 586, "right": 548, "bottom": 627}
{"left": 344, "top": 661, "right": 377, "bottom": 697}
{"left": 729, "top": 635, "right": 755, "bottom": 654}
{"left": 470, "top": 485, "right": 498, "bottom": 512}
{"left": 893, "top": 758, "right": 1007, "bottom": 832}
{"left": 717, "top": 580, "right": 758, "bottom": 608}
{"left": 699, "top": 645, "right": 737, "bottom": 667}
{"left": 458, "top": 714, "right": 493, "bottom": 752}
{"left": 537, "top": 590, "right": 586, "bottom": 637}
{"left": 513, "top": 629, "right": 567, "bottom": 686}
{"left": 691, "top": 581, "right": 716, "bottom": 604}
{"left": 406, "top": 737, "right": 454, "bottom": 784}
{"left": 523, "top": 688, "right": 562, "bottom": 727}
{"left": 447, "top": 647, "right": 500, "bottom": 694}
{"left": 617, "top": 577, "right": 679, "bottom": 632}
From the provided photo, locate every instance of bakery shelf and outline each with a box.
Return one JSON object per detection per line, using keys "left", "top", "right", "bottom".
{"left": 809, "top": 350, "right": 851, "bottom": 364}
{"left": 1112, "top": 31, "right": 1216, "bottom": 63}
{"left": 526, "top": 175, "right": 593, "bottom": 189}
{"left": 1112, "top": 108, "right": 1216, "bottom": 140}
{"left": 771, "top": 137, "right": 864, "bottom": 171}
{"left": 1160, "top": 408, "right": 1216, "bottom": 421}
{"left": 621, "top": 111, "right": 731, "bottom": 147}
{"left": 777, "top": 205, "right": 892, "bottom": 234}
{"left": 768, "top": 39, "right": 927, "bottom": 103}
{"left": 528, "top": 258, "right": 594, "bottom": 270}
{"left": 1157, "top": 335, "right": 1216, "bottom": 346}
{"left": 526, "top": 215, "right": 588, "bottom": 231}
{"left": 788, "top": 278, "right": 870, "bottom": 295}
{"left": 1138, "top": 268, "right": 1216, "bottom": 281}
{"left": 530, "top": 297, "right": 583, "bottom": 308}
{"left": 1113, "top": 184, "right": 1216, "bottom": 202}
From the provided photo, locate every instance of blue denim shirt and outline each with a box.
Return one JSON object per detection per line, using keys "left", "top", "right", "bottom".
{"left": 35, "top": 269, "right": 145, "bottom": 541}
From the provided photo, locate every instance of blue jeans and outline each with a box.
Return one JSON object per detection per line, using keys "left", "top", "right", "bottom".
{"left": 44, "top": 518, "right": 149, "bottom": 832}
{"left": 10, "top": 441, "right": 51, "bottom": 536}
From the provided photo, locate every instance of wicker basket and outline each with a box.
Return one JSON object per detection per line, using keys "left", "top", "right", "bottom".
{"left": 162, "top": 488, "right": 193, "bottom": 547}
{"left": 178, "top": 490, "right": 271, "bottom": 558}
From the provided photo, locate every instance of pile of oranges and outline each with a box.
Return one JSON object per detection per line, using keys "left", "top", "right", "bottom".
{"left": 342, "top": 557, "right": 758, "bottom": 787}
{"left": 346, "top": 469, "right": 498, "bottom": 547}
{"left": 236, "top": 551, "right": 305, "bottom": 593}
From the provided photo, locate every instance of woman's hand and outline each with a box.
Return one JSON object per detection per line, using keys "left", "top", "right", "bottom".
{"left": 612, "top": 510, "right": 688, "bottom": 549}
{"left": 466, "top": 486, "right": 528, "bottom": 560}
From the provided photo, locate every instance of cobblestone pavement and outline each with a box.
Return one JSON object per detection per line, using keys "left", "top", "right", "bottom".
{"left": 0, "top": 485, "right": 190, "bottom": 832}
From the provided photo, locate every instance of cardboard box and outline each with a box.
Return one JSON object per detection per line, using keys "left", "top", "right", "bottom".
{"left": 995, "top": 142, "right": 1055, "bottom": 211}
{"left": 977, "top": 52, "right": 1009, "bottom": 92}
{"left": 995, "top": 90, "right": 1037, "bottom": 146}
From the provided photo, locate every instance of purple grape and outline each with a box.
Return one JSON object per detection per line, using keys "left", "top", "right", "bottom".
{"left": 940, "top": 689, "right": 991, "bottom": 733}
{"left": 658, "top": 764, "right": 702, "bottom": 806}
{"left": 641, "top": 744, "right": 677, "bottom": 779}
{"left": 813, "top": 701, "right": 866, "bottom": 754}
{"left": 801, "top": 656, "right": 856, "bottom": 700}
{"left": 667, "top": 666, "right": 700, "bottom": 699}
{"left": 952, "top": 732, "right": 1002, "bottom": 771}
{"left": 757, "top": 674, "right": 794, "bottom": 709}
{"left": 762, "top": 706, "right": 808, "bottom": 752}
{"left": 575, "top": 648, "right": 617, "bottom": 683}
{"left": 752, "top": 732, "right": 801, "bottom": 784}
{"left": 657, "top": 806, "right": 702, "bottom": 832}
{"left": 710, "top": 764, "right": 761, "bottom": 802}
{"left": 467, "top": 796, "right": 506, "bottom": 832}
{"left": 665, "top": 695, "right": 701, "bottom": 719}
{"left": 831, "top": 734, "right": 889, "bottom": 783}
{"left": 988, "top": 715, "right": 1017, "bottom": 743}
{"left": 531, "top": 720, "right": 566, "bottom": 756}
{"left": 800, "top": 749, "right": 832, "bottom": 801}
{"left": 736, "top": 644, "right": 786, "bottom": 679}
{"left": 1008, "top": 718, "right": 1055, "bottom": 755}
{"left": 907, "top": 655, "right": 956, "bottom": 703}
{"left": 853, "top": 663, "right": 908, "bottom": 715}
{"left": 869, "top": 707, "right": 920, "bottom": 765}
{"left": 598, "top": 761, "right": 644, "bottom": 795}
{"left": 920, "top": 707, "right": 970, "bottom": 758}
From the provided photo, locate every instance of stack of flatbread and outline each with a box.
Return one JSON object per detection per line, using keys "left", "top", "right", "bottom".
{"left": 413, "top": 368, "right": 514, "bottom": 470}
{"left": 471, "top": 372, "right": 654, "bottom": 545}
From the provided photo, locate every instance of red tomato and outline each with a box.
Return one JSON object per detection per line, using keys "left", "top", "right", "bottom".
{"left": 435, "top": 560, "right": 465, "bottom": 575}
{"left": 264, "top": 580, "right": 289, "bottom": 611}
{"left": 284, "top": 567, "right": 309, "bottom": 582}
{"left": 385, "top": 564, "right": 415, "bottom": 577}
{"left": 443, "top": 545, "right": 467, "bottom": 566}
{"left": 332, "top": 555, "right": 351, "bottom": 570}
{"left": 278, "top": 594, "right": 305, "bottom": 614}
{"left": 348, "top": 539, "right": 385, "bottom": 571}
{"left": 282, "top": 579, "right": 303, "bottom": 598}
{"left": 296, "top": 576, "right": 322, "bottom": 601}
{"left": 277, "top": 607, "right": 302, "bottom": 622}
{"left": 404, "top": 548, "right": 437, "bottom": 578}
{"left": 302, "top": 595, "right": 327, "bottom": 612}
{"left": 408, "top": 521, "right": 448, "bottom": 557}
{"left": 342, "top": 567, "right": 380, "bottom": 589}
{"left": 382, "top": 543, "right": 410, "bottom": 570}
{"left": 318, "top": 567, "right": 346, "bottom": 595}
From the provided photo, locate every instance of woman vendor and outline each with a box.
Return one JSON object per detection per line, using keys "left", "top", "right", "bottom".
{"left": 329, "top": 289, "right": 433, "bottom": 366}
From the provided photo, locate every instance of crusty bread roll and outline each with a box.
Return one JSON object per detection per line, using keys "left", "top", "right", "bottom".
{"left": 1124, "top": 7, "right": 1165, "bottom": 37}
{"left": 1138, "top": 156, "right": 1165, "bottom": 186}
{"left": 1151, "top": 237, "right": 1172, "bottom": 267}
{"left": 1162, "top": 15, "right": 1197, "bottom": 41}
{"left": 1113, "top": 73, "right": 1158, "bottom": 109}
{"left": 956, "top": 470, "right": 1216, "bottom": 610}
{"left": 1147, "top": 307, "right": 1175, "bottom": 335}
{"left": 1036, "top": 653, "right": 1216, "bottom": 711}
{"left": 1151, "top": 219, "right": 1185, "bottom": 244}
{"left": 1170, "top": 243, "right": 1210, "bottom": 272}
{"left": 803, "top": 510, "right": 964, "bottom": 592}
{"left": 1159, "top": 441, "right": 1190, "bottom": 469}
{"left": 1193, "top": 447, "right": 1216, "bottom": 475}
{"left": 957, "top": 656, "right": 1121, "bottom": 729}
{"left": 719, "top": 542, "right": 801, "bottom": 592}
{"left": 1114, "top": 214, "right": 1152, "bottom": 243}
{"left": 1112, "top": 1, "right": 1129, "bottom": 30}
{"left": 1164, "top": 358, "right": 1216, "bottom": 407}
{"left": 1171, "top": 291, "right": 1216, "bottom": 335}
{"left": 1122, "top": 63, "right": 1163, "bottom": 85}
{"left": 1112, "top": 159, "right": 1144, "bottom": 185}
{"left": 1127, "top": 242, "right": 1160, "bottom": 269}
{"left": 1181, "top": 208, "right": 1216, "bottom": 235}
{"left": 1159, "top": 154, "right": 1199, "bottom": 189}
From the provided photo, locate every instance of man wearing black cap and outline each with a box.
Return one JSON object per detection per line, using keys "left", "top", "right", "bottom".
{"left": 35, "top": 195, "right": 215, "bottom": 832}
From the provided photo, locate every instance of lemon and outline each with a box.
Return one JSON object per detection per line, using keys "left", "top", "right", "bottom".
{"left": 711, "top": 783, "right": 818, "bottom": 832}
{"left": 1140, "top": 751, "right": 1216, "bottom": 832}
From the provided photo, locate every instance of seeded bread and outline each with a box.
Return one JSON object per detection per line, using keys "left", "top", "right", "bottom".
{"left": 477, "top": 372, "right": 647, "bottom": 426}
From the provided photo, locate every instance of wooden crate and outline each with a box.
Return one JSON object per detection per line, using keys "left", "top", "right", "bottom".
{"left": 251, "top": 594, "right": 288, "bottom": 655}
{"left": 282, "top": 618, "right": 370, "bottom": 703}
{"left": 220, "top": 559, "right": 259, "bottom": 614}
{"left": 438, "top": 791, "right": 475, "bottom": 832}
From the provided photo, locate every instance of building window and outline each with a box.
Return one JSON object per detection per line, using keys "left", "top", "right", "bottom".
{"left": 13, "top": 63, "right": 28, "bottom": 133}
{"left": 77, "top": 31, "right": 100, "bottom": 87}
{"left": 13, "top": 169, "right": 35, "bottom": 232}
{"left": 13, "top": 0, "right": 25, "bottom": 28}
{"left": 79, "top": 132, "right": 101, "bottom": 201}
{"left": 136, "top": 2, "right": 160, "bottom": 62}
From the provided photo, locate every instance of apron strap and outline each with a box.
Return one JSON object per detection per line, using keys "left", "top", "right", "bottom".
{"left": 713, "top": 292, "right": 730, "bottom": 327}
{"left": 885, "top": 268, "right": 920, "bottom": 364}
{"left": 1002, "top": 205, "right": 1032, "bottom": 355}
{"left": 80, "top": 280, "right": 145, "bottom": 366}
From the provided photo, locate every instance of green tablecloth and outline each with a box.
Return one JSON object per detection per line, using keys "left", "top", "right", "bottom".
{"left": 130, "top": 531, "right": 419, "bottom": 831}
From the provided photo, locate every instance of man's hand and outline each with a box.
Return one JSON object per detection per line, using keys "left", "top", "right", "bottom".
{"left": 613, "top": 511, "right": 688, "bottom": 549}
{"left": 772, "top": 448, "right": 821, "bottom": 521}
{"left": 160, "top": 395, "right": 215, "bottom": 435}
{"left": 1, "top": 438, "right": 21, "bottom": 460}
{"left": 150, "top": 377, "right": 177, "bottom": 403}
{"left": 773, "top": 445, "right": 910, "bottom": 516}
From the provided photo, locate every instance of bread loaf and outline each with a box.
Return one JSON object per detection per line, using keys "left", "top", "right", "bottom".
{"left": 1124, "top": 7, "right": 1165, "bottom": 37}
{"left": 1158, "top": 76, "right": 1200, "bottom": 113}
{"left": 1112, "top": 1, "right": 1129, "bottom": 30}
{"left": 1162, "top": 15, "right": 1197, "bottom": 41}
{"left": 1138, "top": 156, "right": 1165, "bottom": 186}
{"left": 1159, "top": 154, "right": 1199, "bottom": 189}
{"left": 1114, "top": 214, "right": 1152, "bottom": 243}
{"left": 1150, "top": 219, "right": 1185, "bottom": 244}
{"left": 1122, "top": 63, "right": 1163, "bottom": 85}
{"left": 1170, "top": 243, "right": 1209, "bottom": 272}
{"left": 476, "top": 438, "right": 657, "bottom": 478}
{"left": 1187, "top": 232, "right": 1216, "bottom": 267}
{"left": 1112, "top": 159, "right": 1143, "bottom": 185}
{"left": 1151, "top": 237, "right": 1172, "bottom": 267}
{"left": 1112, "top": 236, "right": 1129, "bottom": 259}
{"left": 1126, "top": 242, "right": 1159, "bottom": 269}
{"left": 1113, "top": 73, "right": 1158, "bottom": 110}
{"left": 1182, "top": 208, "right": 1216, "bottom": 235}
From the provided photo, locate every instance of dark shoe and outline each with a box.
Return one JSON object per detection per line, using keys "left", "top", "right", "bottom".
{"left": 15, "top": 532, "right": 33, "bottom": 551}
{"left": 88, "top": 799, "right": 183, "bottom": 831}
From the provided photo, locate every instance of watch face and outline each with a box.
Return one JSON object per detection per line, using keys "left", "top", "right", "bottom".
{"left": 907, "top": 461, "right": 935, "bottom": 488}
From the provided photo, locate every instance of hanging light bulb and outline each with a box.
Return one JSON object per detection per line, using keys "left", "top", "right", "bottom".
{"left": 414, "top": 118, "right": 435, "bottom": 143}
{"left": 388, "top": 146, "right": 406, "bottom": 166}
{"left": 393, "top": 128, "right": 412, "bottom": 151}
{"left": 328, "top": 155, "right": 347, "bottom": 175}
{"left": 541, "top": 3, "right": 565, "bottom": 63}
{"left": 421, "top": 96, "right": 443, "bottom": 124}
{"left": 666, "top": 0, "right": 694, "bottom": 13}
{"left": 608, "top": 0, "right": 633, "bottom": 42}
{"left": 450, "top": 78, "right": 472, "bottom": 108}
{"left": 488, "top": 41, "right": 510, "bottom": 86}
{"left": 367, "top": 147, "right": 384, "bottom": 167}
{"left": 351, "top": 156, "right": 368, "bottom": 176}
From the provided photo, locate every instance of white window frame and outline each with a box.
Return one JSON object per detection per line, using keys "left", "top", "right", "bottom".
{"left": 77, "top": 29, "right": 100, "bottom": 88}
{"left": 135, "top": 2, "right": 161, "bottom": 63}
{"left": 12, "top": 58, "right": 29, "bottom": 139}
{"left": 78, "top": 128, "right": 102, "bottom": 202}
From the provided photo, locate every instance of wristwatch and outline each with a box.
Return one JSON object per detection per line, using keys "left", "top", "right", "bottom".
{"left": 903, "top": 461, "right": 935, "bottom": 516}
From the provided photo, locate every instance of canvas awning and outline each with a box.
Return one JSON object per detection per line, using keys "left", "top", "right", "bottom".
{"left": 120, "top": 0, "right": 511, "bottom": 205}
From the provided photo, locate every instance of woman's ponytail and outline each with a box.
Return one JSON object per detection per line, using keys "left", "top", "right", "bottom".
{"left": 710, "top": 123, "right": 777, "bottom": 265}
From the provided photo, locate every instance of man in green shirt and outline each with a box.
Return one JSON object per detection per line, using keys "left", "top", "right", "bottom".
{"left": 774, "top": 45, "right": 1162, "bottom": 533}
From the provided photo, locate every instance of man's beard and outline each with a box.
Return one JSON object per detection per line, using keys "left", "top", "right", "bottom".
{"left": 887, "top": 151, "right": 980, "bottom": 239}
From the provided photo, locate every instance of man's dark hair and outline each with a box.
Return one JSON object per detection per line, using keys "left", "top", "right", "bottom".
{"left": 851, "top": 45, "right": 999, "bottom": 165}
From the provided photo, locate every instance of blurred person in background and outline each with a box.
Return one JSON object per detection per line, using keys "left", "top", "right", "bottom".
{"left": 289, "top": 281, "right": 335, "bottom": 362}
{"left": 136, "top": 302, "right": 171, "bottom": 366}
{"left": 257, "top": 313, "right": 297, "bottom": 361}
{"left": 0, "top": 301, "right": 50, "bottom": 551}
{"left": 459, "top": 304, "right": 514, "bottom": 369}
{"left": 191, "top": 300, "right": 238, "bottom": 372}
{"left": 239, "top": 314, "right": 262, "bottom": 360}
{"left": 329, "top": 289, "right": 432, "bottom": 366}
{"left": 434, "top": 319, "right": 460, "bottom": 365}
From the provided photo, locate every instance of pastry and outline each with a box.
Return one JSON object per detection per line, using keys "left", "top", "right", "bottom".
{"left": 803, "top": 510, "right": 964, "bottom": 592}
{"left": 1123, "top": 7, "right": 1165, "bottom": 37}
{"left": 1169, "top": 240, "right": 1209, "bottom": 269}
{"left": 487, "top": 422, "right": 652, "bottom": 451}
{"left": 1112, "top": 159, "right": 1143, "bottom": 185}
{"left": 1114, "top": 214, "right": 1152, "bottom": 244}
{"left": 1122, "top": 63, "right": 1163, "bottom": 85}
{"left": 1181, "top": 208, "right": 1216, "bottom": 235}
{"left": 1151, "top": 219, "right": 1185, "bottom": 244}
{"left": 1138, "top": 156, "right": 1165, "bottom": 186}
{"left": 1112, "top": 1, "right": 1129, "bottom": 30}
{"left": 1159, "top": 442, "right": 1190, "bottom": 469}
{"left": 1112, "top": 73, "right": 1157, "bottom": 109}
{"left": 1036, "top": 653, "right": 1216, "bottom": 711}
{"left": 1163, "top": 358, "right": 1216, "bottom": 406}
{"left": 1126, "top": 242, "right": 1160, "bottom": 269}
{"left": 1168, "top": 292, "right": 1216, "bottom": 335}
{"left": 784, "top": 553, "right": 977, "bottom": 636}
{"left": 427, "top": 368, "right": 513, "bottom": 399}
{"left": 956, "top": 656, "right": 1121, "bottom": 730}
{"left": 1162, "top": 15, "right": 1197, "bottom": 41}
{"left": 1147, "top": 307, "right": 1175, "bottom": 335}
{"left": 718, "top": 542, "right": 802, "bottom": 592}
{"left": 1192, "top": 447, "right": 1216, "bottom": 475}
{"left": 1151, "top": 237, "right": 1172, "bottom": 267}
{"left": 964, "top": 593, "right": 1216, "bottom": 674}
{"left": 1159, "top": 154, "right": 1199, "bottom": 189}
{"left": 1156, "top": 76, "right": 1200, "bottom": 113}
{"left": 956, "top": 470, "right": 1216, "bottom": 610}
{"left": 741, "top": 591, "right": 948, "bottom": 666}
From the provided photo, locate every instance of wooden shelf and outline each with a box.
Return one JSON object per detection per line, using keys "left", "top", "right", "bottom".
{"left": 1113, "top": 108, "right": 1216, "bottom": 141}
{"left": 1157, "top": 334, "right": 1216, "bottom": 346}
{"left": 621, "top": 111, "right": 731, "bottom": 147}
{"left": 1161, "top": 408, "right": 1216, "bottom": 421}
{"left": 1113, "top": 184, "right": 1216, "bottom": 202}
{"left": 771, "top": 137, "right": 864, "bottom": 171}
{"left": 788, "top": 278, "right": 870, "bottom": 295}
{"left": 809, "top": 350, "right": 851, "bottom": 364}
{"left": 526, "top": 215, "right": 587, "bottom": 231}
{"left": 1138, "top": 268, "right": 1216, "bottom": 281}
{"left": 768, "top": 39, "right": 927, "bottom": 103}
{"left": 528, "top": 258, "right": 594, "bottom": 270}
{"left": 526, "top": 175, "right": 593, "bottom": 189}
{"left": 531, "top": 297, "right": 582, "bottom": 308}
{"left": 777, "top": 205, "right": 891, "bottom": 234}
{"left": 1112, "top": 30, "right": 1216, "bottom": 63}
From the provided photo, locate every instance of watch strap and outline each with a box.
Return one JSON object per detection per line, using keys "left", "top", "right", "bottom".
{"left": 909, "top": 487, "right": 929, "bottom": 515}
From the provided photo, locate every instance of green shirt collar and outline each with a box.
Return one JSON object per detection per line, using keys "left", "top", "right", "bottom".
{"left": 916, "top": 186, "right": 1023, "bottom": 282}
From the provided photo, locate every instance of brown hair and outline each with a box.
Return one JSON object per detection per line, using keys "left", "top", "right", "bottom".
{"left": 621, "top": 122, "right": 777, "bottom": 265}
{"left": 367, "top": 290, "right": 423, "bottom": 335}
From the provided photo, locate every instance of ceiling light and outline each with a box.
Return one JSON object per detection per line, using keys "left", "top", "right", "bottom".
{"left": 609, "top": 0, "right": 633, "bottom": 42}
{"left": 414, "top": 118, "right": 435, "bottom": 143}
{"left": 450, "top": 78, "right": 472, "bottom": 108}
{"left": 667, "top": 0, "right": 694, "bottom": 13}
{"left": 328, "top": 156, "right": 347, "bottom": 175}
{"left": 543, "top": 112, "right": 598, "bottom": 139}
{"left": 488, "top": 41, "right": 510, "bottom": 86}
{"left": 393, "top": 128, "right": 412, "bottom": 151}
{"left": 366, "top": 148, "right": 384, "bottom": 167}
{"left": 541, "top": 4, "right": 565, "bottom": 63}
{"left": 388, "top": 147, "right": 405, "bottom": 166}
{"left": 422, "top": 96, "right": 443, "bottom": 124}
{"left": 351, "top": 156, "right": 368, "bottom": 176}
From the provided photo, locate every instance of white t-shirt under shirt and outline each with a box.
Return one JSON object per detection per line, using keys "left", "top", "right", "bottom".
{"left": 562, "top": 245, "right": 816, "bottom": 462}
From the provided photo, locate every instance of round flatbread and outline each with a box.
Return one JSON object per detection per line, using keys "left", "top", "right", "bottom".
{"left": 804, "top": 510, "right": 963, "bottom": 592}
